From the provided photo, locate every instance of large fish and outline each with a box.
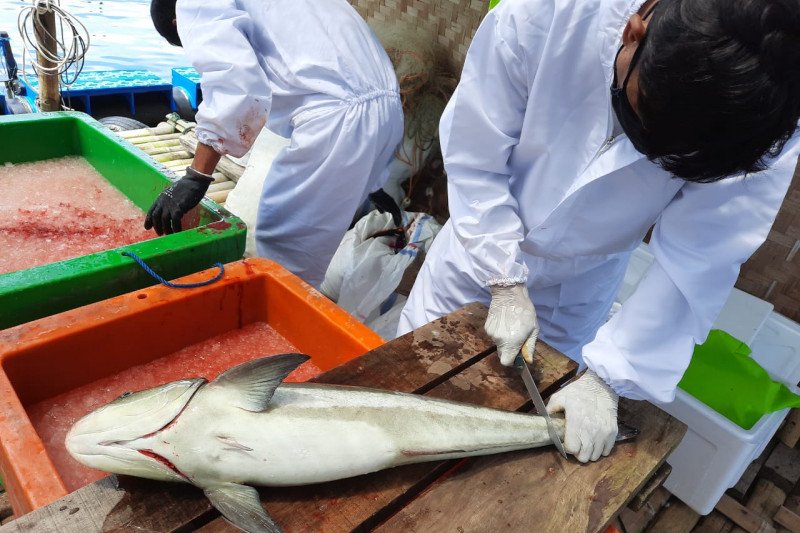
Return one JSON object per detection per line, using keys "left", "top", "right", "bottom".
{"left": 65, "top": 353, "right": 621, "bottom": 532}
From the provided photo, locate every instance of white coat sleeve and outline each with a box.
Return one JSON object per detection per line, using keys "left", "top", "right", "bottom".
{"left": 441, "top": 6, "right": 545, "bottom": 286}
{"left": 583, "top": 136, "right": 800, "bottom": 403}
{"left": 176, "top": 0, "right": 271, "bottom": 158}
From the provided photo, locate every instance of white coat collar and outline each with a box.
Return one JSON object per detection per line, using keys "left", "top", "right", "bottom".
{"left": 596, "top": 0, "right": 648, "bottom": 89}
{"left": 566, "top": 0, "right": 652, "bottom": 191}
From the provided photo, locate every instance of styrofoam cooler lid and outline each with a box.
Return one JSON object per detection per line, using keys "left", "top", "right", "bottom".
{"left": 714, "top": 289, "right": 773, "bottom": 346}
{"left": 750, "top": 312, "right": 800, "bottom": 387}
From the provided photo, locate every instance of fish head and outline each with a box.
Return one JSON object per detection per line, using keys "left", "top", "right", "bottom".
{"left": 65, "top": 378, "right": 205, "bottom": 482}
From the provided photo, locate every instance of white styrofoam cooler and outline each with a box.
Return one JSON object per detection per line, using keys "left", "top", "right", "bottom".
{"left": 615, "top": 245, "right": 800, "bottom": 515}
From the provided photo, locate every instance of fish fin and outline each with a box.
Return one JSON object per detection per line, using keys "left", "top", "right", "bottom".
{"left": 217, "top": 435, "right": 254, "bottom": 452}
{"left": 204, "top": 483, "right": 282, "bottom": 533}
{"left": 212, "top": 353, "right": 311, "bottom": 412}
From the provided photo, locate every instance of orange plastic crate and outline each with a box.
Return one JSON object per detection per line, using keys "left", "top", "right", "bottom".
{"left": 0, "top": 258, "right": 384, "bottom": 515}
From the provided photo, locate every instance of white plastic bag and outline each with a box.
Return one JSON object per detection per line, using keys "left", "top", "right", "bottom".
{"left": 321, "top": 209, "right": 441, "bottom": 325}
{"left": 366, "top": 294, "right": 408, "bottom": 339}
{"left": 223, "top": 128, "right": 291, "bottom": 257}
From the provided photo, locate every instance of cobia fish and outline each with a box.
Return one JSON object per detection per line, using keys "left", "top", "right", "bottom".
{"left": 64, "top": 353, "right": 620, "bottom": 532}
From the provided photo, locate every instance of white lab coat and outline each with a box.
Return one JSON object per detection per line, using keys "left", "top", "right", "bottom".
{"left": 176, "top": 0, "right": 403, "bottom": 286}
{"left": 398, "top": 0, "right": 800, "bottom": 403}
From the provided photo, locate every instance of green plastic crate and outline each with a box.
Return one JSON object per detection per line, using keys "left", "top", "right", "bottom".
{"left": 0, "top": 112, "right": 246, "bottom": 329}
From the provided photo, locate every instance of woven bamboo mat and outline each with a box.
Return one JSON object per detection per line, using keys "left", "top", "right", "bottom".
{"left": 351, "top": 0, "right": 488, "bottom": 75}
{"left": 736, "top": 160, "right": 800, "bottom": 323}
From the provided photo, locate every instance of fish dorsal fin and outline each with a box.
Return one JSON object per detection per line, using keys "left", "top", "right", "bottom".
{"left": 205, "top": 483, "right": 282, "bottom": 533}
{"left": 211, "top": 353, "right": 310, "bottom": 412}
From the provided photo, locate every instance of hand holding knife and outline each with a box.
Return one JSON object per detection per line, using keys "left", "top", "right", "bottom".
{"left": 515, "top": 345, "right": 639, "bottom": 462}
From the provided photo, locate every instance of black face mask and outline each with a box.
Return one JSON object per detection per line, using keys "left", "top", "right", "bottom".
{"left": 610, "top": 4, "right": 658, "bottom": 155}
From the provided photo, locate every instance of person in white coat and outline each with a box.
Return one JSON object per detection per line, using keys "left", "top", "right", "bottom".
{"left": 145, "top": 0, "right": 403, "bottom": 288}
{"left": 398, "top": 0, "right": 800, "bottom": 462}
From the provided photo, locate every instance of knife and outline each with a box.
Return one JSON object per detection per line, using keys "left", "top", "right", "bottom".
{"left": 515, "top": 351, "right": 640, "bottom": 461}
{"left": 514, "top": 351, "right": 569, "bottom": 459}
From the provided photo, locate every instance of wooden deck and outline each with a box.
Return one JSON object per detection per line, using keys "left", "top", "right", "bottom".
{"left": 0, "top": 303, "right": 687, "bottom": 532}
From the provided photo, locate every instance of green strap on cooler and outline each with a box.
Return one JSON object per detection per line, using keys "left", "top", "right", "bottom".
{"left": 678, "top": 329, "right": 800, "bottom": 430}
{"left": 489, "top": 0, "right": 501, "bottom": 9}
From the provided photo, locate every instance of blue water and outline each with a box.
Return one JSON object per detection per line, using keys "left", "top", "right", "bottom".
{"left": 0, "top": 0, "right": 187, "bottom": 80}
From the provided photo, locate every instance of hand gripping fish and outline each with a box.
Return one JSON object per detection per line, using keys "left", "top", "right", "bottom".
{"left": 65, "top": 353, "right": 631, "bottom": 533}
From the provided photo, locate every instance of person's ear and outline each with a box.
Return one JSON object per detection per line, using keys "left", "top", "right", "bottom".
{"left": 622, "top": 13, "right": 647, "bottom": 47}
{"left": 172, "top": 18, "right": 177, "bottom": 27}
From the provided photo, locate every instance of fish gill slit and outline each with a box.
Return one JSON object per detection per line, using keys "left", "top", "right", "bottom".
{"left": 138, "top": 449, "right": 189, "bottom": 480}
{"left": 137, "top": 387, "right": 202, "bottom": 440}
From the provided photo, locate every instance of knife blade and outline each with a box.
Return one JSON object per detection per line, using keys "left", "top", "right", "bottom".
{"left": 515, "top": 353, "right": 569, "bottom": 459}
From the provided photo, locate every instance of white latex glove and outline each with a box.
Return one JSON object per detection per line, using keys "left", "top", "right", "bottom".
{"left": 546, "top": 369, "right": 619, "bottom": 463}
{"left": 484, "top": 283, "right": 539, "bottom": 366}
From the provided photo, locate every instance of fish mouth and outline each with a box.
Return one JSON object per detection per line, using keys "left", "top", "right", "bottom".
{"left": 81, "top": 391, "right": 199, "bottom": 482}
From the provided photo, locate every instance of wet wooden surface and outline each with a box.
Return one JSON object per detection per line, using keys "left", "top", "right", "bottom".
{"left": 0, "top": 303, "right": 686, "bottom": 532}
{"left": 376, "top": 398, "right": 687, "bottom": 533}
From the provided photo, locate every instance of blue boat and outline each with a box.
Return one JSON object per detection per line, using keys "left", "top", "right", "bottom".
{"left": 1, "top": 30, "right": 200, "bottom": 127}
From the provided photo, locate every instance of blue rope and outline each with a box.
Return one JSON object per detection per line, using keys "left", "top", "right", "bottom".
{"left": 122, "top": 251, "right": 224, "bottom": 288}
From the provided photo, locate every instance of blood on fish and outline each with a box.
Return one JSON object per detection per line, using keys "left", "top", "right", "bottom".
{"left": 138, "top": 449, "right": 188, "bottom": 479}
{"left": 27, "top": 322, "right": 316, "bottom": 492}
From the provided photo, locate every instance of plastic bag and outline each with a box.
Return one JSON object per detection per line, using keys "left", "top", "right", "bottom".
{"left": 678, "top": 329, "right": 800, "bottom": 429}
{"left": 320, "top": 209, "right": 441, "bottom": 325}
{"left": 223, "top": 127, "right": 290, "bottom": 257}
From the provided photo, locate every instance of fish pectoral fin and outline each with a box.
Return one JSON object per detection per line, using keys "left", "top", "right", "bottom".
{"left": 217, "top": 435, "right": 255, "bottom": 452}
{"left": 204, "top": 483, "right": 282, "bottom": 533}
{"left": 211, "top": 353, "right": 311, "bottom": 412}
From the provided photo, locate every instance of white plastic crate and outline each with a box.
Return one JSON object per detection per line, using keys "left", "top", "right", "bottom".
{"left": 615, "top": 245, "right": 800, "bottom": 515}
{"left": 660, "top": 312, "right": 800, "bottom": 514}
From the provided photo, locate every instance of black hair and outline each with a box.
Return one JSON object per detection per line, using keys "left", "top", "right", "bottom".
{"left": 637, "top": 0, "right": 800, "bottom": 182}
{"left": 150, "top": 0, "right": 181, "bottom": 47}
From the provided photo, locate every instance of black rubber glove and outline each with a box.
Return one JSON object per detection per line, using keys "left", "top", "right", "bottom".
{"left": 144, "top": 167, "right": 214, "bottom": 235}
{"left": 368, "top": 188, "right": 403, "bottom": 227}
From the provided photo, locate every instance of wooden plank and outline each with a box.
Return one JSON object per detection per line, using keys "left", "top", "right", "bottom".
{"left": 785, "top": 494, "right": 800, "bottom": 516}
{"left": 628, "top": 462, "right": 672, "bottom": 512}
{"left": 774, "top": 507, "right": 800, "bottom": 533}
{"left": 730, "top": 440, "right": 778, "bottom": 501}
{"left": 207, "top": 190, "right": 231, "bottom": 204}
{"left": 694, "top": 511, "right": 735, "bottom": 533}
{"left": 396, "top": 252, "right": 424, "bottom": 297}
{"left": 314, "top": 302, "right": 495, "bottom": 394}
{"left": 198, "top": 321, "right": 578, "bottom": 532}
{"left": 746, "top": 479, "right": 787, "bottom": 522}
{"left": 0, "top": 305, "right": 500, "bottom": 533}
{"left": 619, "top": 486, "right": 671, "bottom": 533}
{"left": 0, "top": 477, "right": 124, "bottom": 533}
{"left": 375, "top": 398, "right": 686, "bottom": 533}
{"left": 649, "top": 499, "right": 702, "bottom": 533}
{"left": 778, "top": 410, "right": 800, "bottom": 449}
{"left": 180, "top": 132, "right": 244, "bottom": 182}
{"left": 0, "top": 492, "right": 10, "bottom": 522}
{"left": 762, "top": 444, "right": 800, "bottom": 494}
{"left": 716, "top": 495, "right": 777, "bottom": 533}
